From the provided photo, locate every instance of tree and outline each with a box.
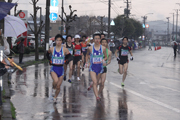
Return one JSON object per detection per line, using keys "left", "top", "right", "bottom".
{"left": 59, "top": 5, "right": 77, "bottom": 35}
{"left": 111, "top": 15, "right": 125, "bottom": 38}
{"left": 28, "top": 0, "right": 45, "bottom": 61}
{"left": 111, "top": 15, "right": 143, "bottom": 39}
{"left": 123, "top": 19, "right": 135, "bottom": 37}
{"left": 129, "top": 18, "right": 143, "bottom": 40}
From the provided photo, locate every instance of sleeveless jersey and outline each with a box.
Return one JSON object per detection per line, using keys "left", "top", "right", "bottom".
{"left": 66, "top": 43, "right": 74, "bottom": 55}
{"left": 103, "top": 48, "right": 109, "bottom": 67}
{"left": 81, "top": 42, "right": 87, "bottom": 52}
{"left": 73, "top": 42, "right": 82, "bottom": 56}
{"left": 90, "top": 45, "right": 103, "bottom": 72}
{"left": 51, "top": 47, "right": 64, "bottom": 65}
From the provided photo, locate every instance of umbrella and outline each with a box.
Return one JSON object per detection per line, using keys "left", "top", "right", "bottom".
{"left": 4, "top": 15, "right": 27, "bottom": 37}
{"left": 14, "top": 36, "right": 26, "bottom": 43}
{"left": 171, "top": 41, "right": 178, "bottom": 44}
{"left": 0, "top": 2, "right": 16, "bottom": 21}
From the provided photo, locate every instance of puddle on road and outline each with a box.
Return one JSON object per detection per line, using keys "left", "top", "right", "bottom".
{"left": 9, "top": 63, "right": 133, "bottom": 120}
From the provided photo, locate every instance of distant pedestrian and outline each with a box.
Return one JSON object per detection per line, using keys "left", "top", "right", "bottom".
{"left": 18, "top": 39, "right": 25, "bottom": 64}
{"left": 173, "top": 42, "right": 177, "bottom": 57}
{"left": 148, "top": 42, "right": 152, "bottom": 51}
{"left": 108, "top": 40, "right": 115, "bottom": 54}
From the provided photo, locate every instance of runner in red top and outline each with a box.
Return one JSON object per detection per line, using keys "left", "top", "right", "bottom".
{"left": 80, "top": 35, "right": 89, "bottom": 71}
{"left": 72, "top": 35, "right": 83, "bottom": 81}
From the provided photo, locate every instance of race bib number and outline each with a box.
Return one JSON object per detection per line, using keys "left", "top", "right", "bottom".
{"left": 92, "top": 55, "right": 103, "bottom": 64}
{"left": 121, "top": 49, "right": 128, "bottom": 56}
{"left": 75, "top": 49, "right": 81, "bottom": 55}
{"left": 82, "top": 47, "right": 87, "bottom": 52}
{"left": 52, "top": 56, "right": 64, "bottom": 65}
{"left": 68, "top": 48, "right": 73, "bottom": 55}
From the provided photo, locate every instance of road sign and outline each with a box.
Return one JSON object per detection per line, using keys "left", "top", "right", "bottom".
{"left": 17, "top": 10, "right": 28, "bottom": 22}
{"left": 49, "top": 13, "right": 58, "bottom": 21}
{"left": 50, "top": 6, "right": 59, "bottom": 13}
{"left": 50, "top": 0, "right": 59, "bottom": 7}
{"left": 110, "top": 20, "right": 115, "bottom": 26}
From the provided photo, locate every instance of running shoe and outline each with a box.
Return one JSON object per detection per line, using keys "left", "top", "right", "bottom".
{"left": 53, "top": 98, "right": 57, "bottom": 104}
{"left": 121, "top": 82, "right": 125, "bottom": 87}
{"left": 68, "top": 79, "right": 72, "bottom": 83}
{"left": 77, "top": 77, "right": 81, "bottom": 81}
{"left": 63, "top": 76, "right": 66, "bottom": 81}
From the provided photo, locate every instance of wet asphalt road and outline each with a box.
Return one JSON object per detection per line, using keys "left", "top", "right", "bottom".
{"left": 9, "top": 47, "right": 180, "bottom": 120}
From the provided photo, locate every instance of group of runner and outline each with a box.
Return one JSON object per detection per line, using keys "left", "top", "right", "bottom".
{"left": 46, "top": 33, "right": 133, "bottom": 103}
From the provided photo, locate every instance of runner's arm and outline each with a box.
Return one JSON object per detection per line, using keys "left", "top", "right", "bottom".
{"left": 64, "top": 47, "right": 70, "bottom": 55}
{"left": 129, "top": 50, "right": 133, "bottom": 56}
{"left": 115, "top": 49, "right": 119, "bottom": 59}
{"left": 86, "top": 47, "right": 90, "bottom": 63}
{"left": 107, "top": 50, "right": 112, "bottom": 65}
{"left": 103, "top": 46, "right": 107, "bottom": 61}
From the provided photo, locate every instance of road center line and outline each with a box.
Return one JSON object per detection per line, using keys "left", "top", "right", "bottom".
{"left": 107, "top": 81, "right": 180, "bottom": 113}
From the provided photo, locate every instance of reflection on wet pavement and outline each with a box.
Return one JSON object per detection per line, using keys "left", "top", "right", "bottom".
{"left": 9, "top": 48, "right": 180, "bottom": 120}
{"left": 11, "top": 63, "right": 128, "bottom": 120}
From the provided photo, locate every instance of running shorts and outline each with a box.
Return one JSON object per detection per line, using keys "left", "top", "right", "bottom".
{"left": 73, "top": 56, "right": 82, "bottom": 65}
{"left": 50, "top": 66, "right": 64, "bottom": 77}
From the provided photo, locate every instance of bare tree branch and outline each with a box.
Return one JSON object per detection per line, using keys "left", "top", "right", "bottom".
{"left": 37, "top": 23, "right": 45, "bottom": 34}
{"left": 35, "top": 0, "right": 39, "bottom": 4}
{"left": 30, "top": 13, "right": 34, "bottom": 21}
{"left": 27, "top": 22, "right": 35, "bottom": 34}
{"left": 59, "top": 15, "right": 66, "bottom": 22}
{"left": 29, "top": 2, "right": 33, "bottom": 5}
{"left": 15, "top": 10, "right": 22, "bottom": 16}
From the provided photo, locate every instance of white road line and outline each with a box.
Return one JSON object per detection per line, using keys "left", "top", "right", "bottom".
{"left": 107, "top": 81, "right": 180, "bottom": 113}
{"left": 158, "top": 85, "right": 180, "bottom": 93}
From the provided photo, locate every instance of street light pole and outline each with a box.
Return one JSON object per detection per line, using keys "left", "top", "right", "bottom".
{"left": 166, "top": 17, "right": 170, "bottom": 42}
{"left": 44, "top": 0, "right": 50, "bottom": 59}
{"left": 174, "top": 9, "right": 178, "bottom": 41}
{"left": 107, "top": 0, "right": 111, "bottom": 38}
{"left": 141, "top": 13, "right": 153, "bottom": 47}
{"left": 170, "top": 13, "right": 174, "bottom": 38}
{"left": 37, "top": 6, "right": 42, "bottom": 47}
{"left": 61, "top": 0, "right": 64, "bottom": 35}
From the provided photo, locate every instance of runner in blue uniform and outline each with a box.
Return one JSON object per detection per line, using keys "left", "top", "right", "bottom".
{"left": 47, "top": 34, "right": 71, "bottom": 103}
{"left": 86, "top": 34, "right": 107, "bottom": 101}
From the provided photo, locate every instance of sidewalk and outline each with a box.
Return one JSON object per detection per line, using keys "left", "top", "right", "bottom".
{"left": 13, "top": 55, "right": 44, "bottom": 63}
{"left": 0, "top": 55, "right": 46, "bottom": 120}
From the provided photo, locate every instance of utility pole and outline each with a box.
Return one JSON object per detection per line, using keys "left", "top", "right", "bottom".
{"left": 44, "top": 0, "right": 50, "bottom": 59}
{"left": 166, "top": 17, "right": 170, "bottom": 42}
{"left": 172, "top": 13, "right": 174, "bottom": 36}
{"left": 175, "top": 9, "right": 178, "bottom": 41}
{"left": 124, "top": 0, "right": 131, "bottom": 18}
{"left": 36, "top": 6, "right": 42, "bottom": 47}
{"left": 100, "top": 16, "right": 104, "bottom": 33}
{"left": 108, "top": 0, "right": 111, "bottom": 38}
{"left": 142, "top": 16, "right": 147, "bottom": 46}
{"left": 90, "top": 17, "right": 92, "bottom": 35}
{"left": 61, "top": 0, "right": 64, "bottom": 35}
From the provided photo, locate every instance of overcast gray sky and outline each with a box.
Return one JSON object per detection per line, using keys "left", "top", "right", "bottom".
{"left": 12, "top": 0, "right": 180, "bottom": 23}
